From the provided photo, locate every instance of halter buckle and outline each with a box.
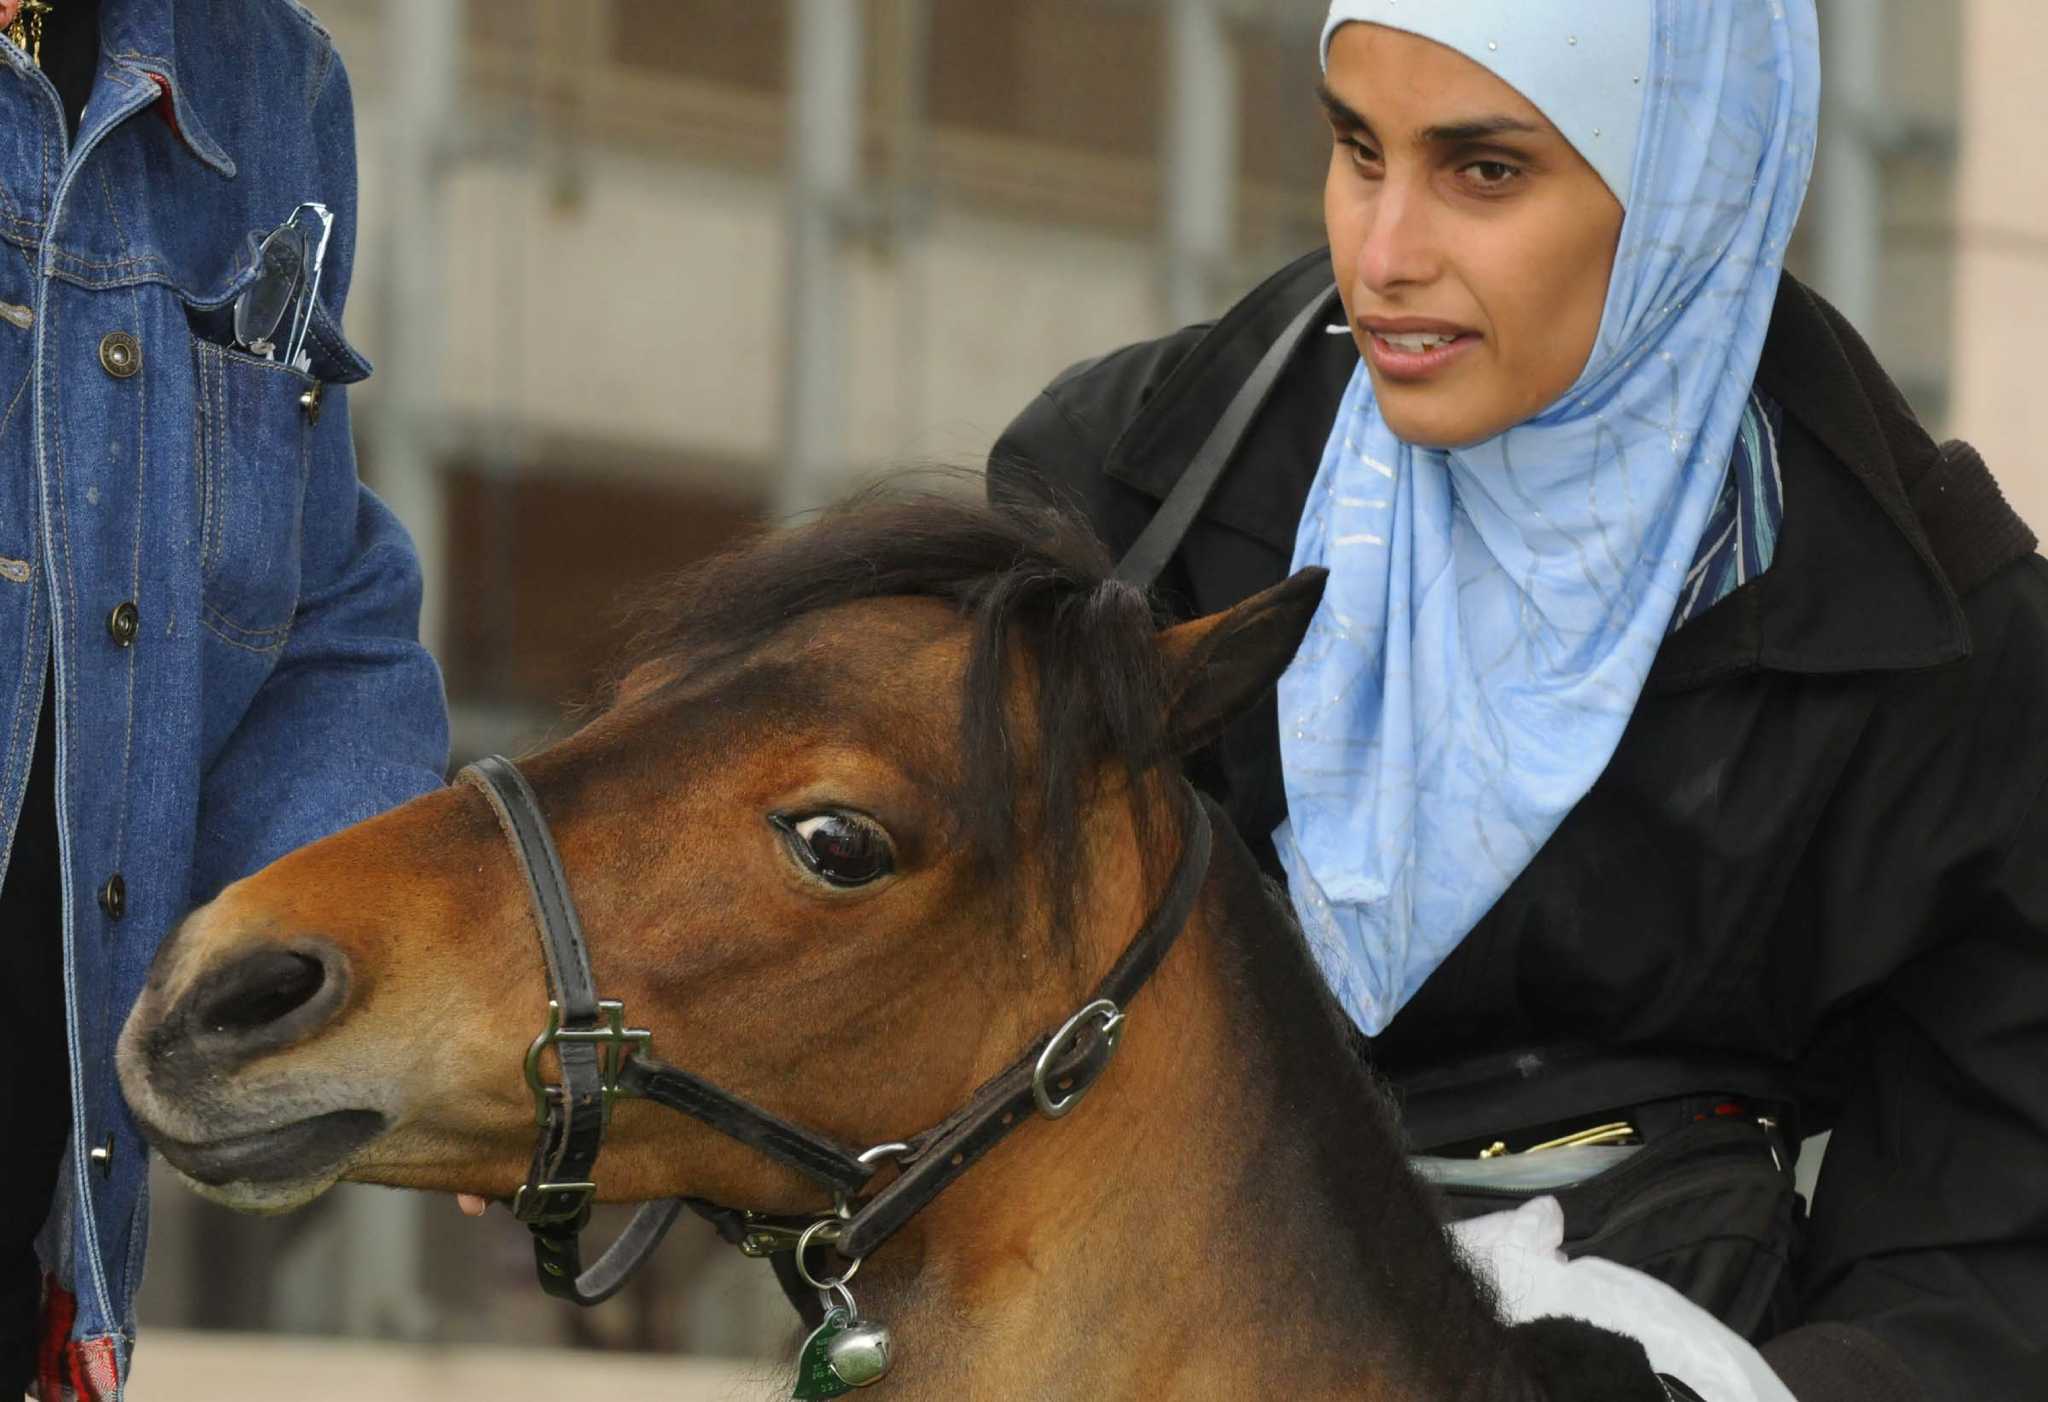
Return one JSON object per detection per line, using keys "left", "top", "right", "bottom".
{"left": 1031, "top": 998, "right": 1125, "bottom": 1119}
{"left": 523, "top": 999, "right": 652, "bottom": 1128}
{"left": 512, "top": 1179, "right": 597, "bottom": 1226}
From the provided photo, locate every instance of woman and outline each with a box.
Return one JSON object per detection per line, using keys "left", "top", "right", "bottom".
{"left": 990, "top": 4, "right": 2046, "bottom": 1400}
{"left": 0, "top": 2, "right": 448, "bottom": 1397}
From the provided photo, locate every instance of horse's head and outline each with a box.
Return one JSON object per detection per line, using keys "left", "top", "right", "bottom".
{"left": 117, "top": 491, "right": 1325, "bottom": 1230}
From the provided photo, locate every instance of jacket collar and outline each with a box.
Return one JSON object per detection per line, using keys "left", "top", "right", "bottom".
{"left": 1105, "top": 255, "right": 1970, "bottom": 688}
{"left": 86, "top": 0, "right": 235, "bottom": 177}
{"left": 1645, "top": 273, "right": 1969, "bottom": 690}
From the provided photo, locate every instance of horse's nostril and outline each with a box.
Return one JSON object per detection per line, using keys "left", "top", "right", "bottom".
{"left": 190, "top": 948, "right": 333, "bottom": 1038}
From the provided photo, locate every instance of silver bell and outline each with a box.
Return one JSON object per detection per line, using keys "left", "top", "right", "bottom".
{"left": 825, "top": 1320, "right": 894, "bottom": 1387}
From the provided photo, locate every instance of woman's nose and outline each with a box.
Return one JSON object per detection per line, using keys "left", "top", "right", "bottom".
{"left": 1354, "top": 183, "right": 1438, "bottom": 295}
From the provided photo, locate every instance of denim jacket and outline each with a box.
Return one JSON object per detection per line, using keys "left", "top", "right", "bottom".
{"left": 0, "top": 3, "right": 448, "bottom": 1392}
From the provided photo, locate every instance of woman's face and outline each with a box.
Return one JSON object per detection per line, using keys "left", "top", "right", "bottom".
{"left": 1322, "top": 23, "right": 1625, "bottom": 449}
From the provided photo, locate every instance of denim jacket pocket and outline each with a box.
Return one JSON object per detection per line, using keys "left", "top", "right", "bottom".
{"left": 191, "top": 337, "right": 312, "bottom": 649}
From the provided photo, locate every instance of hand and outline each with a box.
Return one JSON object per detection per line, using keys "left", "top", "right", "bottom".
{"left": 456, "top": 1193, "right": 489, "bottom": 1217}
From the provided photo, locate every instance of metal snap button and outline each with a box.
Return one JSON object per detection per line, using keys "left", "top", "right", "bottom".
{"left": 90, "top": 1134, "right": 115, "bottom": 1177}
{"left": 107, "top": 600, "right": 139, "bottom": 646}
{"left": 98, "top": 330, "right": 141, "bottom": 379}
{"left": 99, "top": 873, "right": 126, "bottom": 920}
{"left": 299, "top": 383, "right": 322, "bottom": 424}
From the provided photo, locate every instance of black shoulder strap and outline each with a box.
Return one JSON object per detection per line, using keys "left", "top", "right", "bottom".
{"left": 1911, "top": 439, "right": 2038, "bottom": 597}
{"left": 1113, "top": 284, "right": 1338, "bottom": 588}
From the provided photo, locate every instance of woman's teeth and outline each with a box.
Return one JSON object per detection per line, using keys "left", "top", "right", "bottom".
{"left": 1378, "top": 332, "right": 1460, "bottom": 352}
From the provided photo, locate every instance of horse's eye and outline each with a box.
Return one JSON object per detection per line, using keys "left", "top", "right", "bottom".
{"left": 780, "top": 812, "right": 894, "bottom": 887}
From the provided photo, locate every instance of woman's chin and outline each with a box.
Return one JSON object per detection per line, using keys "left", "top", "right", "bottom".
{"left": 1367, "top": 360, "right": 1564, "bottom": 453}
{"left": 1373, "top": 386, "right": 1504, "bottom": 452}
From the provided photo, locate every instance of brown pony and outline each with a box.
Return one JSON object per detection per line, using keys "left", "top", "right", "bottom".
{"left": 117, "top": 491, "right": 1546, "bottom": 1400}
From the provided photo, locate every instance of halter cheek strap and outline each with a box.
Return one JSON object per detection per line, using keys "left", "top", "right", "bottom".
{"left": 838, "top": 799, "right": 1211, "bottom": 1260}
{"left": 459, "top": 754, "right": 1213, "bottom": 1308}
{"left": 464, "top": 756, "right": 869, "bottom": 1304}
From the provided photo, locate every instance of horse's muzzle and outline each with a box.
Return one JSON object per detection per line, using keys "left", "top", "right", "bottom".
{"left": 118, "top": 928, "right": 356, "bottom": 1140}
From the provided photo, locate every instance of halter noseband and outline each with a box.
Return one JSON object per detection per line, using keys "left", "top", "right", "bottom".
{"left": 459, "top": 753, "right": 1214, "bottom": 1306}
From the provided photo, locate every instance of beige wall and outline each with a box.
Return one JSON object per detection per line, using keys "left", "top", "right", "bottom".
{"left": 126, "top": 1332, "right": 756, "bottom": 1401}
{"left": 1951, "top": 0, "right": 2048, "bottom": 532}
{"left": 400, "top": 151, "right": 1164, "bottom": 501}
{"left": 341, "top": 65, "right": 1174, "bottom": 504}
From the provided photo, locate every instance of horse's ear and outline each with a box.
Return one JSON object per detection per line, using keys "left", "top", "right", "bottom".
{"left": 1156, "top": 567, "right": 1328, "bottom": 755}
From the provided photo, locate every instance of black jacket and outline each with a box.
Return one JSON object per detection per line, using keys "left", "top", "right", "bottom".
{"left": 989, "top": 250, "right": 2048, "bottom": 1402}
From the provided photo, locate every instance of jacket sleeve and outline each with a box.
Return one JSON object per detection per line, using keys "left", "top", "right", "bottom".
{"left": 189, "top": 454, "right": 448, "bottom": 903}
{"left": 188, "top": 52, "right": 449, "bottom": 903}
{"left": 986, "top": 356, "right": 1131, "bottom": 538}
{"left": 1763, "top": 564, "right": 2048, "bottom": 1402}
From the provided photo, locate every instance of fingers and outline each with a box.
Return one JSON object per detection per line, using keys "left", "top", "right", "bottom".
{"left": 457, "top": 1193, "right": 489, "bottom": 1217}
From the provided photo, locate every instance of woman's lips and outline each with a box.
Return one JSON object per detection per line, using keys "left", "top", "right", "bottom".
{"left": 1360, "top": 326, "right": 1479, "bottom": 382}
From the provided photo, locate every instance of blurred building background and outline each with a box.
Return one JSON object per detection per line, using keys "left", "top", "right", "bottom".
{"left": 129, "top": 0, "right": 2041, "bottom": 1392}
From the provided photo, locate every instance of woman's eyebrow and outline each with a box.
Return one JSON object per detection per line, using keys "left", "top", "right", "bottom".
{"left": 1419, "top": 115, "right": 1545, "bottom": 144}
{"left": 1315, "top": 81, "right": 1374, "bottom": 137}
{"left": 1314, "top": 85, "right": 1541, "bottom": 148}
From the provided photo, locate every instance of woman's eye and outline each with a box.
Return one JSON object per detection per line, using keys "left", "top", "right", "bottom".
{"left": 782, "top": 813, "right": 894, "bottom": 887}
{"left": 1464, "top": 160, "right": 1520, "bottom": 189}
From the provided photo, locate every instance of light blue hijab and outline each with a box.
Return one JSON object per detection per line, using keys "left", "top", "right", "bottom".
{"left": 1277, "top": 0, "right": 1821, "bottom": 1035}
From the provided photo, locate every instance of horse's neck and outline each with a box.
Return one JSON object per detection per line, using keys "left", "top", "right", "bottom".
{"left": 852, "top": 848, "right": 1528, "bottom": 1401}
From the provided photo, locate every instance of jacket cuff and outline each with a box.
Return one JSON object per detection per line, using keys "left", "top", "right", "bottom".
{"left": 1761, "top": 1322, "right": 1924, "bottom": 1402}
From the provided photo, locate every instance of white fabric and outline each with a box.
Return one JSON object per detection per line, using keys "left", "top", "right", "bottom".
{"left": 1319, "top": 0, "right": 1654, "bottom": 203}
{"left": 1451, "top": 1198, "right": 1797, "bottom": 1402}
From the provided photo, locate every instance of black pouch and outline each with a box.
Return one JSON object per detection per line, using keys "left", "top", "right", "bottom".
{"left": 1425, "top": 1116, "right": 1803, "bottom": 1341}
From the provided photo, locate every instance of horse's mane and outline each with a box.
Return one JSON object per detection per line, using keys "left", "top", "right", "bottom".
{"left": 625, "top": 476, "right": 1176, "bottom": 944}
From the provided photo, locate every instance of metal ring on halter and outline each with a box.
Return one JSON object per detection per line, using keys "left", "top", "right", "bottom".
{"left": 821, "top": 1280, "right": 858, "bottom": 1319}
{"left": 1032, "top": 997, "right": 1125, "bottom": 1119}
{"left": 835, "top": 1141, "right": 915, "bottom": 1218}
{"left": 795, "top": 1218, "right": 861, "bottom": 1290}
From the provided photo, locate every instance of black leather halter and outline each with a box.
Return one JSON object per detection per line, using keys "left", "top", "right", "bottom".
{"left": 459, "top": 753, "right": 1214, "bottom": 1306}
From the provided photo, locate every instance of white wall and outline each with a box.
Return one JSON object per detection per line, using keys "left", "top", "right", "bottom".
{"left": 1951, "top": 0, "right": 2048, "bottom": 531}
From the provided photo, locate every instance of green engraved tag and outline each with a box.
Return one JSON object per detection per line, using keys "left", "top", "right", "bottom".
{"left": 792, "top": 1308, "right": 856, "bottom": 1400}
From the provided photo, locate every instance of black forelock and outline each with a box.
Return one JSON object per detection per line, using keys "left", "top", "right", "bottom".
{"left": 623, "top": 475, "right": 1179, "bottom": 946}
